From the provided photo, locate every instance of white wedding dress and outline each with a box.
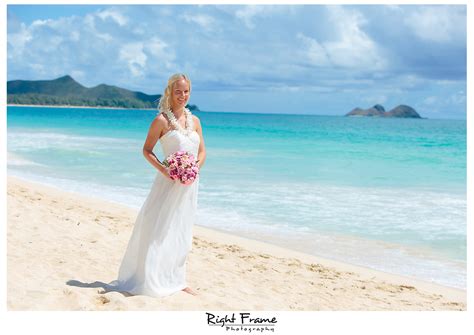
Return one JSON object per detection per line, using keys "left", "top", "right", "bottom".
{"left": 108, "top": 116, "right": 201, "bottom": 297}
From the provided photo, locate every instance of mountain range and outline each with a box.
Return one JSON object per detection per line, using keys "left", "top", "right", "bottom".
{"left": 7, "top": 75, "right": 199, "bottom": 110}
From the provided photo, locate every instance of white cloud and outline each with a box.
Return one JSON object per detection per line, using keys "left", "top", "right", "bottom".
{"left": 323, "top": 5, "right": 387, "bottom": 69}
{"left": 31, "top": 19, "right": 52, "bottom": 27}
{"left": 180, "top": 13, "right": 216, "bottom": 30}
{"left": 296, "top": 33, "right": 330, "bottom": 66}
{"left": 7, "top": 22, "right": 32, "bottom": 59}
{"left": 143, "top": 37, "right": 177, "bottom": 72}
{"left": 145, "top": 37, "right": 168, "bottom": 57}
{"left": 297, "top": 6, "right": 387, "bottom": 70}
{"left": 96, "top": 8, "right": 128, "bottom": 26}
{"left": 420, "top": 90, "right": 465, "bottom": 116}
{"left": 119, "top": 42, "right": 148, "bottom": 77}
{"left": 449, "top": 90, "right": 466, "bottom": 105}
{"left": 235, "top": 5, "right": 266, "bottom": 29}
{"left": 81, "top": 12, "right": 113, "bottom": 42}
{"left": 386, "top": 5, "right": 402, "bottom": 11}
{"left": 234, "top": 5, "right": 294, "bottom": 29}
{"left": 70, "top": 31, "right": 80, "bottom": 42}
{"left": 96, "top": 32, "right": 114, "bottom": 42}
{"left": 404, "top": 6, "right": 466, "bottom": 43}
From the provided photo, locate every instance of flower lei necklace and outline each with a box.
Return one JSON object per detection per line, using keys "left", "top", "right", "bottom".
{"left": 164, "top": 107, "right": 194, "bottom": 137}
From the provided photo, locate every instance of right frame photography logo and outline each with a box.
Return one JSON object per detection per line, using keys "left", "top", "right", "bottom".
{"left": 205, "top": 312, "right": 278, "bottom": 333}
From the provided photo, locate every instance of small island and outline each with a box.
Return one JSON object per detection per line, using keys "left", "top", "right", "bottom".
{"left": 345, "top": 104, "right": 422, "bottom": 118}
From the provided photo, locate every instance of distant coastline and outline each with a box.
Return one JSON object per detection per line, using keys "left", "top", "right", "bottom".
{"left": 7, "top": 75, "right": 198, "bottom": 112}
{"left": 7, "top": 103, "right": 157, "bottom": 111}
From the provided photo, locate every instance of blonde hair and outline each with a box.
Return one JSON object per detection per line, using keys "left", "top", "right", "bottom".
{"left": 157, "top": 73, "right": 192, "bottom": 114}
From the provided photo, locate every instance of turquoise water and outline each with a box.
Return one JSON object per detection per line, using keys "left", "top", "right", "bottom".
{"left": 7, "top": 106, "right": 466, "bottom": 289}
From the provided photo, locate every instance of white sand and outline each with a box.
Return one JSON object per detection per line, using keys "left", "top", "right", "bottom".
{"left": 6, "top": 175, "right": 466, "bottom": 311}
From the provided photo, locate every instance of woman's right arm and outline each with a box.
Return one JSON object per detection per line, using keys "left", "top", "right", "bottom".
{"left": 142, "top": 116, "right": 173, "bottom": 179}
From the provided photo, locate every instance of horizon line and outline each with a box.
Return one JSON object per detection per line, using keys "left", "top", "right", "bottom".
{"left": 6, "top": 104, "right": 466, "bottom": 121}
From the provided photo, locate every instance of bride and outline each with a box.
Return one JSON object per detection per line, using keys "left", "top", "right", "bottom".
{"left": 108, "top": 73, "right": 206, "bottom": 297}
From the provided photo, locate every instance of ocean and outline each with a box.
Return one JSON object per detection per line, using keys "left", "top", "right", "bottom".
{"left": 7, "top": 105, "right": 466, "bottom": 289}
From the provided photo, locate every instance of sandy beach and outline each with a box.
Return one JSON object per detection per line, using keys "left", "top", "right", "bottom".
{"left": 6, "top": 175, "right": 466, "bottom": 311}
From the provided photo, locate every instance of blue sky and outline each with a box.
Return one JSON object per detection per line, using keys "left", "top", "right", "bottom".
{"left": 7, "top": 4, "right": 467, "bottom": 119}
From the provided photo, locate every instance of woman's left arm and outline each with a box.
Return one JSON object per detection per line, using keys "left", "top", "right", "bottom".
{"left": 194, "top": 115, "right": 206, "bottom": 169}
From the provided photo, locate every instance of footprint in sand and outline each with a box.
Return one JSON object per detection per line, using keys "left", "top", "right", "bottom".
{"left": 287, "top": 259, "right": 302, "bottom": 267}
{"left": 63, "top": 288, "right": 73, "bottom": 296}
{"left": 399, "top": 285, "right": 416, "bottom": 291}
{"left": 253, "top": 264, "right": 267, "bottom": 271}
{"left": 239, "top": 255, "right": 255, "bottom": 260}
{"left": 96, "top": 296, "right": 111, "bottom": 305}
{"left": 307, "top": 264, "right": 323, "bottom": 272}
{"left": 226, "top": 245, "right": 242, "bottom": 253}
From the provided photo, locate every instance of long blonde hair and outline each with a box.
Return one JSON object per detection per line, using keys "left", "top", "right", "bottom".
{"left": 157, "top": 73, "right": 192, "bottom": 114}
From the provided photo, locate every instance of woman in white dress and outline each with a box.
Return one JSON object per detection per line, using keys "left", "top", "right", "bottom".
{"left": 108, "top": 73, "right": 206, "bottom": 297}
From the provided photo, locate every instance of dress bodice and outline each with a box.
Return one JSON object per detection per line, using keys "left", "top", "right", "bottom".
{"left": 159, "top": 130, "right": 200, "bottom": 158}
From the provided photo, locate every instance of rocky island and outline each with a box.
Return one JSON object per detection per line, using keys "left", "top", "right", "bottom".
{"left": 345, "top": 104, "right": 422, "bottom": 118}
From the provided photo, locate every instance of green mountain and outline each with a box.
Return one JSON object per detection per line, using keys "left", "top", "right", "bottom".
{"left": 7, "top": 75, "right": 199, "bottom": 110}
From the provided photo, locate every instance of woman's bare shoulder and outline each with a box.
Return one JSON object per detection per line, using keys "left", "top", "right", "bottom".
{"left": 192, "top": 114, "right": 201, "bottom": 126}
{"left": 153, "top": 113, "right": 169, "bottom": 127}
{"left": 148, "top": 114, "right": 170, "bottom": 137}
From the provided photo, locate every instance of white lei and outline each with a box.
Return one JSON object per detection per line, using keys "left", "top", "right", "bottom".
{"left": 163, "top": 107, "right": 194, "bottom": 137}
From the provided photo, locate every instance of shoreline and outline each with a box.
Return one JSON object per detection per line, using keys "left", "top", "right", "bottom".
{"left": 6, "top": 165, "right": 466, "bottom": 290}
{"left": 7, "top": 103, "right": 157, "bottom": 111}
{"left": 6, "top": 175, "right": 466, "bottom": 310}
{"left": 7, "top": 103, "right": 199, "bottom": 113}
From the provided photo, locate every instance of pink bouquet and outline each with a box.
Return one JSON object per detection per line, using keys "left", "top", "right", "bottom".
{"left": 163, "top": 150, "right": 199, "bottom": 185}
